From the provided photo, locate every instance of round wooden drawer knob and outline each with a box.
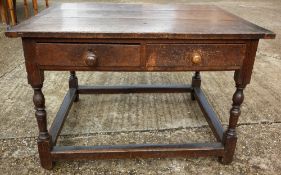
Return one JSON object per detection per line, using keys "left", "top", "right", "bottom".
{"left": 191, "top": 53, "right": 202, "bottom": 64}
{"left": 85, "top": 50, "right": 97, "bottom": 66}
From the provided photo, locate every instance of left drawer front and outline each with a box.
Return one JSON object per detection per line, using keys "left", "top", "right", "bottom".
{"left": 36, "top": 43, "right": 141, "bottom": 67}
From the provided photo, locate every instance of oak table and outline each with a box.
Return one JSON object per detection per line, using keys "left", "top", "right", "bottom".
{"left": 5, "top": 3, "right": 275, "bottom": 170}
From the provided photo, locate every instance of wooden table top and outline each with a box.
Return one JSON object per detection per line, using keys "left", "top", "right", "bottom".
{"left": 5, "top": 3, "right": 275, "bottom": 39}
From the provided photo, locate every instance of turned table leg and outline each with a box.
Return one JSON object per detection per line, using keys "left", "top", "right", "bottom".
{"left": 23, "top": 0, "right": 29, "bottom": 18}
{"left": 0, "top": 0, "right": 9, "bottom": 25}
{"left": 7, "top": 0, "right": 16, "bottom": 25}
{"left": 69, "top": 71, "right": 79, "bottom": 102}
{"left": 32, "top": 85, "right": 54, "bottom": 169}
{"left": 220, "top": 83, "right": 245, "bottom": 164}
{"left": 191, "top": 71, "right": 201, "bottom": 100}
{"left": 219, "top": 40, "right": 258, "bottom": 164}
{"left": 32, "top": 0, "right": 38, "bottom": 15}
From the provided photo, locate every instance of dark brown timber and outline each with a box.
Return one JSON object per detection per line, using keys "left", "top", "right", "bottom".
{"left": 51, "top": 143, "right": 224, "bottom": 160}
{"left": 49, "top": 88, "right": 77, "bottom": 145}
{"left": 194, "top": 87, "right": 224, "bottom": 141}
{"left": 5, "top": 3, "right": 275, "bottom": 170}
{"left": 69, "top": 71, "right": 79, "bottom": 102}
{"left": 5, "top": 3, "right": 275, "bottom": 39}
{"left": 191, "top": 71, "right": 201, "bottom": 100}
{"left": 78, "top": 84, "right": 192, "bottom": 94}
{"left": 32, "top": 84, "right": 54, "bottom": 170}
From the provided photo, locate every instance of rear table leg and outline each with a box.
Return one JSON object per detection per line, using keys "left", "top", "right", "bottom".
{"left": 69, "top": 71, "right": 79, "bottom": 102}
{"left": 191, "top": 71, "right": 201, "bottom": 100}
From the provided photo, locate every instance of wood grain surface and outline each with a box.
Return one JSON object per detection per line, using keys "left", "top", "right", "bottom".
{"left": 5, "top": 3, "right": 275, "bottom": 39}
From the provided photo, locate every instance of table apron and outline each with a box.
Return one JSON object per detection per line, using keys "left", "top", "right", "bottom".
{"left": 30, "top": 42, "right": 247, "bottom": 71}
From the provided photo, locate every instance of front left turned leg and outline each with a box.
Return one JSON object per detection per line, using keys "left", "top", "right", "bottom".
{"left": 33, "top": 85, "right": 54, "bottom": 170}
{"left": 220, "top": 84, "right": 244, "bottom": 164}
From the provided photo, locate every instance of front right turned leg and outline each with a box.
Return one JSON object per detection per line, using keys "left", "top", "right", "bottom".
{"left": 220, "top": 83, "right": 245, "bottom": 164}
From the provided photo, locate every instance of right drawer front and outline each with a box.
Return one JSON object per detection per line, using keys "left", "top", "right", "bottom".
{"left": 145, "top": 44, "right": 246, "bottom": 69}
